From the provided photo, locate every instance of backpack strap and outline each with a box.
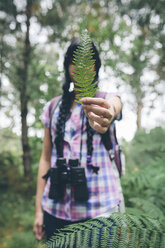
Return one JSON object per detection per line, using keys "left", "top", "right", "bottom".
{"left": 96, "top": 91, "right": 123, "bottom": 177}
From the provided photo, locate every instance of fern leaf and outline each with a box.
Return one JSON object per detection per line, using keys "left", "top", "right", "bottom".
{"left": 125, "top": 213, "right": 143, "bottom": 230}
{"left": 160, "top": 233, "right": 165, "bottom": 248}
{"left": 126, "top": 207, "right": 144, "bottom": 217}
{"left": 44, "top": 213, "right": 165, "bottom": 248}
{"left": 100, "top": 226, "right": 113, "bottom": 248}
{"left": 69, "top": 231, "right": 76, "bottom": 248}
{"left": 76, "top": 229, "right": 84, "bottom": 248}
{"left": 118, "top": 227, "right": 130, "bottom": 248}
{"left": 109, "top": 226, "right": 120, "bottom": 248}
{"left": 129, "top": 197, "right": 165, "bottom": 220}
{"left": 139, "top": 228, "right": 150, "bottom": 248}
{"left": 82, "top": 229, "right": 91, "bottom": 247}
{"left": 72, "top": 29, "right": 98, "bottom": 103}
{"left": 150, "top": 230, "right": 160, "bottom": 248}
{"left": 64, "top": 233, "right": 70, "bottom": 248}
{"left": 128, "top": 227, "right": 140, "bottom": 248}
{"left": 91, "top": 227, "right": 100, "bottom": 248}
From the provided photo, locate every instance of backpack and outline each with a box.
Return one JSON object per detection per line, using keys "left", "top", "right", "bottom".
{"left": 48, "top": 94, "right": 124, "bottom": 177}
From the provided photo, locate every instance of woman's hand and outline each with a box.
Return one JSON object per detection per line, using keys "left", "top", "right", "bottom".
{"left": 33, "top": 211, "right": 45, "bottom": 241}
{"left": 81, "top": 97, "right": 121, "bottom": 134}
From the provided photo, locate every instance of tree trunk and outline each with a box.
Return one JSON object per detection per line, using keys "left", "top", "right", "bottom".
{"left": 0, "top": 36, "right": 3, "bottom": 107}
{"left": 20, "top": 0, "right": 32, "bottom": 180}
{"left": 136, "top": 102, "right": 143, "bottom": 129}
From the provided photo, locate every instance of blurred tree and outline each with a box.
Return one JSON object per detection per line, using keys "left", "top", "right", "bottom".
{"left": 36, "top": 0, "right": 78, "bottom": 43}
{"left": 0, "top": 0, "right": 21, "bottom": 107}
{"left": 19, "top": 0, "right": 33, "bottom": 179}
{"left": 0, "top": 0, "right": 35, "bottom": 180}
{"left": 25, "top": 46, "right": 62, "bottom": 133}
{"left": 116, "top": 0, "right": 165, "bottom": 128}
{"left": 0, "top": 0, "right": 61, "bottom": 181}
{"left": 124, "top": 126, "right": 165, "bottom": 170}
{"left": 118, "top": 32, "right": 157, "bottom": 129}
{"left": 117, "top": 0, "right": 165, "bottom": 77}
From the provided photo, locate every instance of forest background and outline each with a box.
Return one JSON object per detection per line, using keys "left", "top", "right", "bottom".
{"left": 0, "top": 0, "right": 165, "bottom": 247}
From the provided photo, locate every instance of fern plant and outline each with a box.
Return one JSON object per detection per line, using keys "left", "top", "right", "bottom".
{"left": 44, "top": 212, "right": 165, "bottom": 248}
{"left": 72, "top": 29, "right": 98, "bottom": 103}
{"left": 121, "top": 155, "right": 165, "bottom": 217}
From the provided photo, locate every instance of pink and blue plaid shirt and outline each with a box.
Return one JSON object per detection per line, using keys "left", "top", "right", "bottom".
{"left": 41, "top": 92, "right": 120, "bottom": 221}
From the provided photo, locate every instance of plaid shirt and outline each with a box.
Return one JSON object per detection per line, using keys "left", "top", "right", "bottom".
{"left": 41, "top": 92, "right": 120, "bottom": 221}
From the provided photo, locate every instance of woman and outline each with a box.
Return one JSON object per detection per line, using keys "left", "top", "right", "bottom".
{"left": 33, "top": 41, "right": 124, "bottom": 241}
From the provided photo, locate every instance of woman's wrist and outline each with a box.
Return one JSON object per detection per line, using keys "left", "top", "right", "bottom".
{"left": 35, "top": 202, "right": 43, "bottom": 215}
{"left": 35, "top": 210, "right": 43, "bottom": 216}
{"left": 108, "top": 96, "right": 122, "bottom": 118}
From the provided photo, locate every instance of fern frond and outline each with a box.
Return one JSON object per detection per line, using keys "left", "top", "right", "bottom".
{"left": 109, "top": 226, "right": 120, "bottom": 248}
{"left": 125, "top": 211, "right": 143, "bottom": 229}
{"left": 150, "top": 230, "right": 161, "bottom": 248}
{"left": 44, "top": 212, "right": 165, "bottom": 248}
{"left": 126, "top": 207, "right": 144, "bottom": 216}
{"left": 76, "top": 229, "right": 84, "bottom": 247}
{"left": 139, "top": 228, "right": 150, "bottom": 248}
{"left": 129, "top": 197, "right": 165, "bottom": 220}
{"left": 128, "top": 227, "right": 140, "bottom": 248}
{"left": 91, "top": 227, "right": 101, "bottom": 248}
{"left": 118, "top": 227, "right": 130, "bottom": 248}
{"left": 160, "top": 233, "right": 165, "bottom": 248}
{"left": 72, "top": 29, "right": 98, "bottom": 103}
{"left": 100, "top": 226, "right": 111, "bottom": 248}
{"left": 83, "top": 228, "right": 91, "bottom": 247}
{"left": 69, "top": 230, "right": 76, "bottom": 248}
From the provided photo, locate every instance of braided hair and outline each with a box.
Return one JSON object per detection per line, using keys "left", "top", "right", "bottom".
{"left": 55, "top": 40, "right": 101, "bottom": 165}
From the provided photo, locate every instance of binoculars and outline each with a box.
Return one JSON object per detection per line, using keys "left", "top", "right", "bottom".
{"left": 49, "top": 158, "right": 89, "bottom": 202}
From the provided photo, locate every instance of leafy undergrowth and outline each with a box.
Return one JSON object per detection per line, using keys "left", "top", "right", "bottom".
{"left": 0, "top": 192, "right": 44, "bottom": 248}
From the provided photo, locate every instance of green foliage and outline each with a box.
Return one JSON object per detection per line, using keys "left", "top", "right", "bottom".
{"left": 1, "top": 231, "right": 40, "bottom": 248}
{"left": 0, "top": 148, "right": 37, "bottom": 195}
{"left": 0, "top": 151, "right": 21, "bottom": 191}
{"left": 0, "top": 128, "right": 21, "bottom": 154}
{"left": 122, "top": 127, "right": 165, "bottom": 217}
{"left": 72, "top": 30, "right": 98, "bottom": 103}
{"left": 27, "top": 47, "right": 62, "bottom": 122}
{"left": 122, "top": 156, "right": 165, "bottom": 217}
{"left": 129, "top": 198, "right": 164, "bottom": 219}
{"left": 116, "top": 0, "right": 165, "bottom": 126}
{"left": 0, "top": 192, "right": 43, "bottom": 248}
{"left": 124, "top": 127, "right": 165, "bottom": 170}
{"left": 29, "top": 136, "right": 42, "bottom": 168}
{"left": 45, "top": 212, "right": 165, "bottom": 248}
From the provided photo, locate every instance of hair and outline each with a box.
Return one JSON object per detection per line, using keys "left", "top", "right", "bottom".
{"left": 55, "top": 40, "right": 101, "bottom": 162}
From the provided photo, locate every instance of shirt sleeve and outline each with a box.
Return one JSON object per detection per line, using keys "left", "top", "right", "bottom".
{"left": 41, "top": 101, "right": 51, "bottom": 128}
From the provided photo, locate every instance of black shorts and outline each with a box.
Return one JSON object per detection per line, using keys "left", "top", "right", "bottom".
{"left": 43, "top": 211, "right": 88, "bottom": 241}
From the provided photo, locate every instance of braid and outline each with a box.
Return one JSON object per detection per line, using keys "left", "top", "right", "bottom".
{"left": 55, "top": 79, "right": 74, "bottom": 157}
{"left": 86, "top": 119, "right": 100, "bottom": 174}
{"left": 86, "top": 119, "right": 94, "bottom": 158}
